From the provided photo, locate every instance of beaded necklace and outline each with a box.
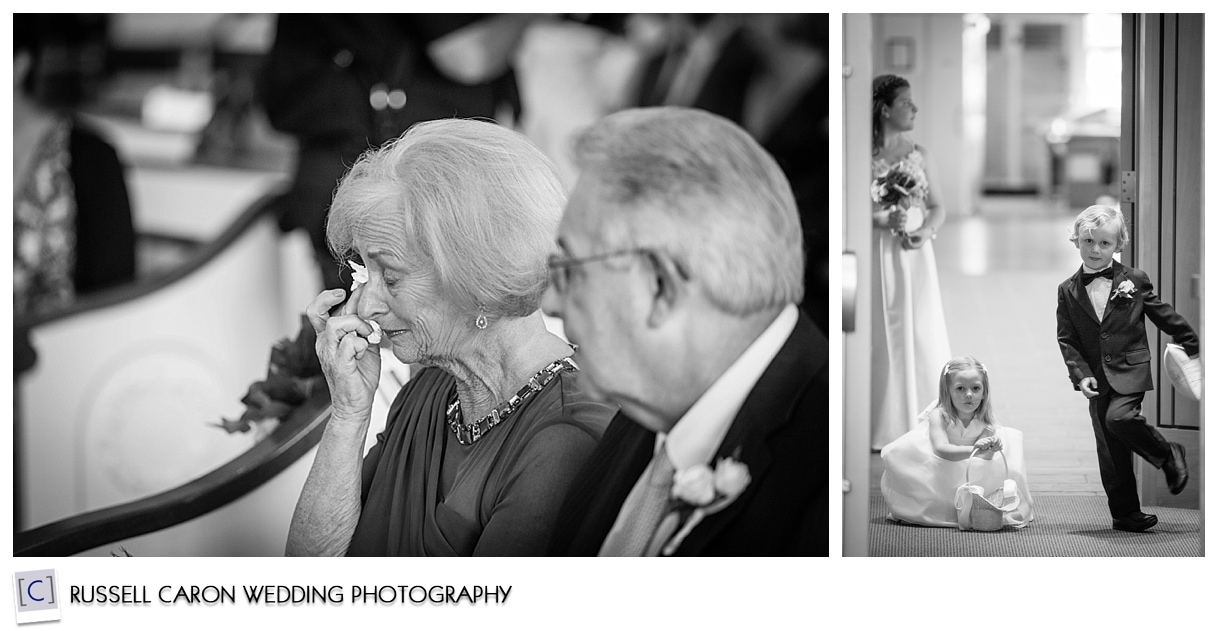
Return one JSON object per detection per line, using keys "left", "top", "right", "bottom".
{"left": 446, "top": 356, "right": 578, "bottom": 445}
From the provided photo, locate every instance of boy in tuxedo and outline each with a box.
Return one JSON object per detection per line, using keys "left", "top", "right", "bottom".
{"left": 1056, "top": 205, "right": 1197, "bottom": 532}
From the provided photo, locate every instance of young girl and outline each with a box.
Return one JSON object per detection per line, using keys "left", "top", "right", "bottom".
{"left": 880, "top": 357, "right": 1034, "bottom": 529}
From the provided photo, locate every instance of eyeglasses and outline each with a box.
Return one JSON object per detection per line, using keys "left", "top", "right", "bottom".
{"left": 547, "top": 248, "right": 689, "bottom": 294}
{"left": 546, "top": 248, "right": 653, "bottom": 294}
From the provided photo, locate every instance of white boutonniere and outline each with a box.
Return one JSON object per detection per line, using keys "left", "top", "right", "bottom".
{"left": 659, "top": 456, "right": 751, "bottom": 556}
{"left": 1112, "top": 279, "right": 1136, "bottom": 302}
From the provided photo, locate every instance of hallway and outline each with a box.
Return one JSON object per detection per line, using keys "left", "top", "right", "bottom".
{"left": 865, "top": 196, "right": 1202, "bottom": 555}
{"left": 870, "top": 196, "right": 1105, "bottom": 497}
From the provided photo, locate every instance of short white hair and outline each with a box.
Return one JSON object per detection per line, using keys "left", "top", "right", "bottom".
{"left": 327, "top": 119, "right": 566, "bottom": 318}
{"left": 571, "top": 107, "right": 804, "bottom": 314}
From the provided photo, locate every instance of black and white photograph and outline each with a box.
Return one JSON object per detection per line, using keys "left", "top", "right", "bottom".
{"left": 843, "top": 13, "right": 1203, "bottom": 556}
{"left": 11, "top": 13, "right": 829, "bottom": 561}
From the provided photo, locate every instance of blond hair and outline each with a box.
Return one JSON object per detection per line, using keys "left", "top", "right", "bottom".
{"left": 1070, "top": 204, "right": 1129, "bottom": 252}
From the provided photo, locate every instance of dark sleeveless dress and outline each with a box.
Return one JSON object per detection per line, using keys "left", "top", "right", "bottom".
{"left": 346, "top": 366, "right": 613, "bottom": 556}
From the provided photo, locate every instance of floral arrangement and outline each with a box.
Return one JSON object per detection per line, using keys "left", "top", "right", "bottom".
{"left": 657, "top": 454, "right": 751, "bottom": 556}
{"left": 1112, "top": 279, "right": 1136, "bottom": 302}
{"left": 216, "top": 315, "right": 325, "bottom": 438}
{"left": 871, "top": 162, "right": 926, "bottom": 237}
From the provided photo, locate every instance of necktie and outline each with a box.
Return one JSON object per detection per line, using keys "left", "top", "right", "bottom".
{"left": 1081, "top": 267, "right": 1114, "bottom": 285}
{"left": 599, "top": 445, "right": 676, "bottom": 556}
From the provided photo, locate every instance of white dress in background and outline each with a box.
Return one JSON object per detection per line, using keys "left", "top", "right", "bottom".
{"left": 870, "top": 148, "right": 952, "bottom": 450}
{"left": 513, "top": 21, "right": 642, "bottom": 188}
{"left": 880, "top": 408, "right": 1034, "bottom": 529}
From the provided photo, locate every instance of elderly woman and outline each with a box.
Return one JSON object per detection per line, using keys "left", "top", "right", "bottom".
{"left": 286, "top": 119, "right": 615, "bottom": 556}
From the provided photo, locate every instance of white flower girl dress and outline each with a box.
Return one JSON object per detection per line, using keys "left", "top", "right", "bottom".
{"left": 880, "top": 404, "right": 1034, "bottom": 529}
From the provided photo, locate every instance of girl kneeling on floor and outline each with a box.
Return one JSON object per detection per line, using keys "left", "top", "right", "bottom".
{"left": 881, "top": 356, "right": 1034, "bottom": 529}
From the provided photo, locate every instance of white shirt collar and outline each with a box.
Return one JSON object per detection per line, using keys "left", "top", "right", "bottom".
{"left": 658, "top": 303, "right": 799, "bottom": 469}
{"left": 1081, "top": 264, "right": 1114, "bottom": 319}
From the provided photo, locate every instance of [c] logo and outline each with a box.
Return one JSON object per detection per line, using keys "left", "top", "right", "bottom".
{"left": 12, "top": 569, "right": 61, "bottom": 624}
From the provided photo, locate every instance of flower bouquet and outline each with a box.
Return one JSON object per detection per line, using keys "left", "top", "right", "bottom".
{"left": 216, "top": 315, "right": 326, "bottom": 439}
{"left": 871, "top": 163, "right": 925, "bottom": 237}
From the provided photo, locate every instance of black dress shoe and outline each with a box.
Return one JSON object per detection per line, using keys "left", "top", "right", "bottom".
{"left": 1164, "top": 442, "right": 1189, "bottom": 495}
{"left": 1113, "top": 512, "right": 1158, "bottom": 532}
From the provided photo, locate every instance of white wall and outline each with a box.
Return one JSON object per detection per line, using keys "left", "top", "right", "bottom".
{"left": 871, "top": 14, "right": 974, "bottom": 218}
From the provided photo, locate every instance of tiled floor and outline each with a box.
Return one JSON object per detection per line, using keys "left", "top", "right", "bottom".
{"left": 870, "top": 196, "right": 1107, "bottom": 496}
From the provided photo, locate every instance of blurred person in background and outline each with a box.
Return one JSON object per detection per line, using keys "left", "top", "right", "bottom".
{"left": 869, "top": 74, "right": 952, "bottom": 451}
{"left": 629, "top": 14, "right": 828, "bottom": 334}
{"left": 286, "top": 119, "right": 614, "bottom": 556}
{"left": 14, "top": 14, "right": 137, "bottom": 318}
{"left": 14, "top": 14, "right": 137, "bottom": 373}
{"left": 511, "top": 14, "right": 640, "bottom": 188}
{"left": 258, "top": 14, "right": 530, "bottom": 291}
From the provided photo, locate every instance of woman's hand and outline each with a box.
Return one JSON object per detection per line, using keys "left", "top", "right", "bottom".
{"left": 902, "top": 226, "right": 933, "bottom": 249}
{"left": 887, "top": 207, "right": 907, "bottom": 232}
{"left": 306, "top": 287, "right": 382, "bottom": 421}
{"left": 873, "top": 207, "right": 908, "bottom": 231}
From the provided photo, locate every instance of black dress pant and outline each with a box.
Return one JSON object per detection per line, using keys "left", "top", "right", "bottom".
{"left": 1089, "top": 391, "right": 1172, "bottom": 518}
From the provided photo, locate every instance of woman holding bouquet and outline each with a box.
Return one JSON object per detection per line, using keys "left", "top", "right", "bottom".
{"left": 286, "top": 119, "right": 615, "bottom": 556}
{"left": 870, "top": 74, "right": 952, "bottom": 450}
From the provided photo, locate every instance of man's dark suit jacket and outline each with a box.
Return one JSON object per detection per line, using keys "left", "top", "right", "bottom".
{"left": 549, "top": 310, "right": 829, "bottom": 556}
{"left": 1057, "top": 261, "right": 1199, "bottom": 395}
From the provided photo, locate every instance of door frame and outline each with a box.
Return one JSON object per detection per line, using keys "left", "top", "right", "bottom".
{"left": 842, "top": 13, "right": 875, "bottom": 557}
{"left": 1122, "top": 13, "right": 1204, "bottom": 512}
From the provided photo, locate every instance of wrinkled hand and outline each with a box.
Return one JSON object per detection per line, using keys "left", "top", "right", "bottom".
{"left": 306, "top": 287, "right": 381, "bottom": 420}
{"left": 1079, "top": 377, "right": 1100, "bottom": 399}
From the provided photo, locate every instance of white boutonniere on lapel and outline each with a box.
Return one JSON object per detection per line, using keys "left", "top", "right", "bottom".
{"left": 1112, "top": 279, "right": 1136, "bottom": 302}
{"left": 656, "top": 456, "right": 751, "bottom": 556}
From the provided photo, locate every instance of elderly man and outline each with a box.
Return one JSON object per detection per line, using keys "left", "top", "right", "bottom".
{"left": 543, "top": 107, "right": 828, "bottom": 556}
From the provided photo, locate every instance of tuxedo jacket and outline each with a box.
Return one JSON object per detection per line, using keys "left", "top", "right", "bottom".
{"left": 548, "top": 311, "right": 829, "bottom": 556}
{"left": 1056, "top": 261, "right": 1199, "bottom": 395}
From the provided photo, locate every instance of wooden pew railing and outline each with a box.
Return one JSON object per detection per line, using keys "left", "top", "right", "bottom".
{"left": 14, "top": 389, "right": 330, "bottom": 557}
{"left": 13, "top": 186, "right": 341, "bottom": 556}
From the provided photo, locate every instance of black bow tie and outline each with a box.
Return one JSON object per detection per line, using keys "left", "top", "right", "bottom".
{"left": 1081, "top": 267, "right": 1115, "bottom": 285}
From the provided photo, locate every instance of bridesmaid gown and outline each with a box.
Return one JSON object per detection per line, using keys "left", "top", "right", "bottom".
{"left": 870, "top": 148, "right": 953, "bottom": 450}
